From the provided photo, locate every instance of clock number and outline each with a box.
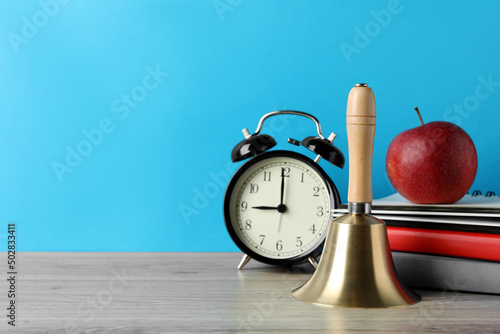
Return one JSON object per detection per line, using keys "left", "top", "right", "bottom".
{"left": 317, "top": 206, "right": 324, "bottom": 217}
{"left": 263, "top": 171, "right": 271, "bottom": 182}
{"left": 240, "top": 201, "right": 248, "bottom": 212}
{"left": 282, "top": 167, "right": 290, "bottom": 177}
{"left": 310, "top": 224, "right": 316, "bottom": 234}
{"left": 259, "top": 235, "right": 265, "bottom": 245}
{"left": 276, "top": 240, "right": 283, "bottom": 251}
{"left": 249, "top": 184, "right": 259, "bottom": 193}
{"left": 301, "top": 173, "right": 305, "bottom": 183}
{"left": 313, "top": 186, "right": 320, "bottom": 197}
{"left": 296, "top": 236, "right": 303, "bottom": 247}
{"left": 245, "top": 220, "right": 252, "bottom": 230}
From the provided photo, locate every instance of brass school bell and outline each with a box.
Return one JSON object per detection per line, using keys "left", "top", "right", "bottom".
{"left": 292, "top": 83, "right": 421, "bottom": 308}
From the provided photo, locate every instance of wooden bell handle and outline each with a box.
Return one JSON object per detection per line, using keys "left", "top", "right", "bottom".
{"left": 346, "top": 84, "right": 376, "bottom": 203}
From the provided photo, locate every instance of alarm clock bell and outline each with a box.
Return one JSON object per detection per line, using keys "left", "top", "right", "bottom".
{"left": 231, "top": 110, "right": 344, "bottom": 167}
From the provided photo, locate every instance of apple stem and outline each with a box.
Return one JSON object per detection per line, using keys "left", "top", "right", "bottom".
{"left": 414, "top": 107, "right": 424, "bottom": 126}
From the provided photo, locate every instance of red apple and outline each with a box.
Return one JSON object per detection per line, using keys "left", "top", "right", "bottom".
{"left": 386, "top": 107, "right": 478, "bottom": 204}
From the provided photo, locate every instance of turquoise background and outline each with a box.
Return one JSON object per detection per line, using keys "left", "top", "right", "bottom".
{"left": 1, "top": 0, "right": 499, "bottom": 251}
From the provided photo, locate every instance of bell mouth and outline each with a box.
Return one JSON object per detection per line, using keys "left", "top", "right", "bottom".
{"left": 292, "top": 214, "right": 420, "bottom": 308}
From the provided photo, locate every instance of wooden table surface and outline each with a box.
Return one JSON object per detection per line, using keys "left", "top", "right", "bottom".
{"left": 4, "top": 252, "right": 500, "bottom": 333}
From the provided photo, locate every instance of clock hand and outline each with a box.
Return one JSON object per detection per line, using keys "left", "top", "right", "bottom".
{"left": 252, "top": 205, "right": 287, "bottom": 213}
{"left": 280, "top": 167, "right": 285, "bottom": 205}
{"left": 252, "top": 206, "right": 278, "bottom": 210}
{"left": 276, "top": 168, "right": 286, "bottom": 232}
{"left": 276, "top": 212, "right": 283, "bottom": 232}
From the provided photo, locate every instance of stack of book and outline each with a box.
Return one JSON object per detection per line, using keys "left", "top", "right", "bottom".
{"left": 333, "top": 191, "right": 500, "bottom": 294}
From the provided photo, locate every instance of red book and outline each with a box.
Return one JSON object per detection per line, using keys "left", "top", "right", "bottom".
{"left": 387, "top": 226, "right": 500, "bottom": 262}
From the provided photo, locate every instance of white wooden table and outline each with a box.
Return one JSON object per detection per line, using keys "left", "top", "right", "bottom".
{"left": 4, "top": 252, "right": 500, "bottom": 333}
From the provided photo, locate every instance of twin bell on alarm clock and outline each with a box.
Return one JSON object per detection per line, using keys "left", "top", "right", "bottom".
{"left": 223, "top": 110, "right": 345, "bottom": 269}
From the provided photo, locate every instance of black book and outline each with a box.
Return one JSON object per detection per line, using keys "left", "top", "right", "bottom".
{"left": 393, "top": 251, "right": 500, "bottom": 295}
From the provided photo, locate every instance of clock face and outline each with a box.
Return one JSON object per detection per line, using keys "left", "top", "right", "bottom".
{"left": 224, "top": 150, "right": 339, "bottom": 265}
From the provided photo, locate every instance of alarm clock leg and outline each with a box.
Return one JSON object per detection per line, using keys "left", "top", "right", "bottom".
{"left": 237, "top": 253, "right": 251, "bottom": 270}
{"left": 308, "top": 256, "right": 318, "bottom": 269}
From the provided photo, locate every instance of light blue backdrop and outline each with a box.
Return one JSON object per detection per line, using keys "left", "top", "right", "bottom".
{"left": 1, "top": 0, "right": 499, "bottom": 251}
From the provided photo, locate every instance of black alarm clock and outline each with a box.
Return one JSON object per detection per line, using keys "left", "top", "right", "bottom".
{"left": 223, "top": 110, "right": 344, "bottom": 269}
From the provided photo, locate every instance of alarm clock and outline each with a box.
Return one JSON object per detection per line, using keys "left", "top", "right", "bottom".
{"left": 223, "top": 110, "right": 344, "bottom": 269}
